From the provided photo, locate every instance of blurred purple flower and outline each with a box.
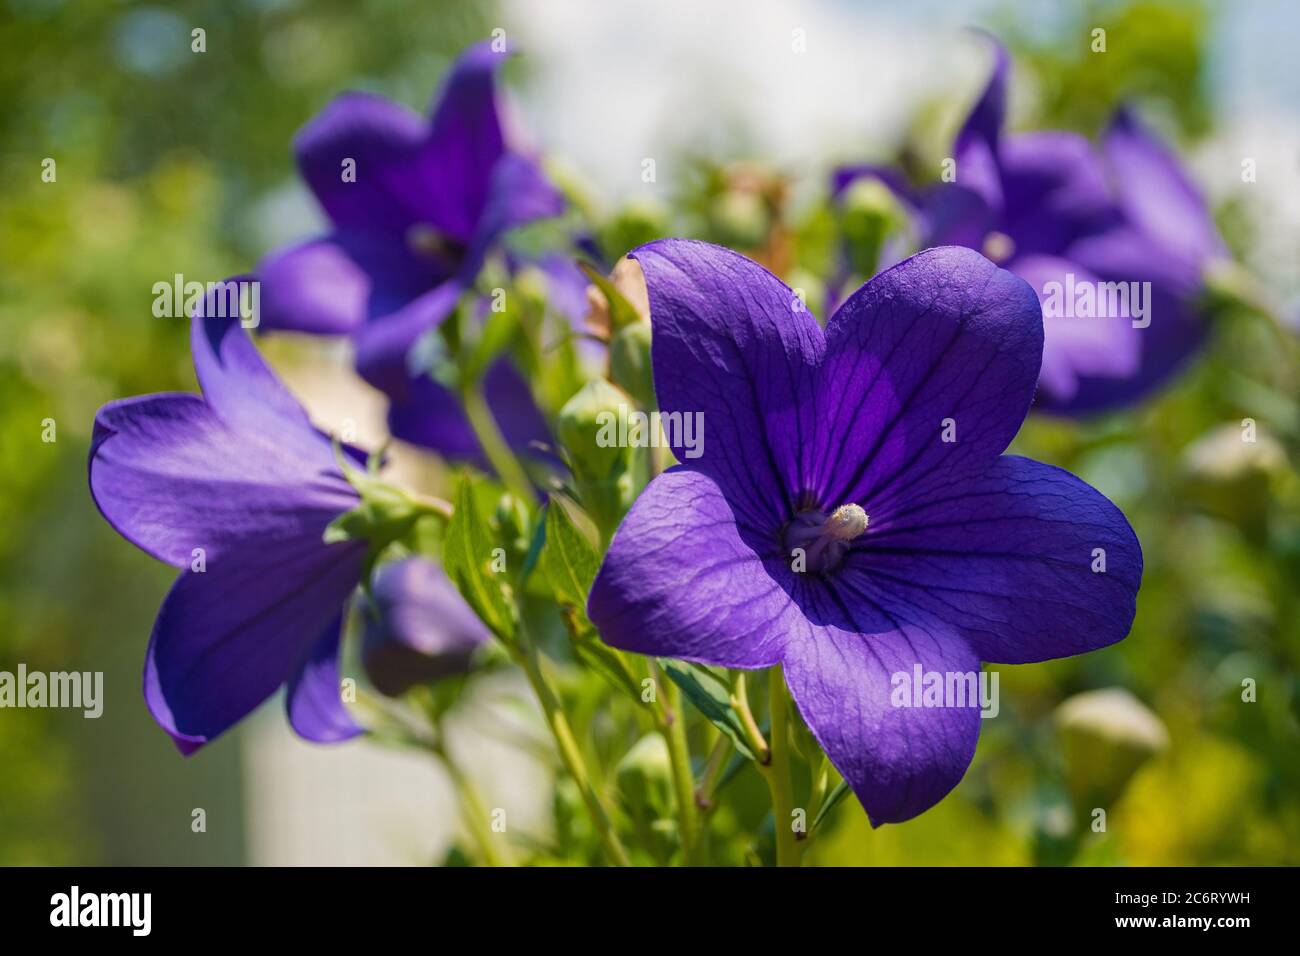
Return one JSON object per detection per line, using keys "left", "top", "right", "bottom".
{"left": 257, "top": 40, "right": 564, "bottom": 398}
{"left": 836, "top": 38, "right": 1227, "bottom": 414}
{"left": 360, "top": 558, "right": 490, "bottom": 697}
{"left": 385, "top": 255, "right": 590, "bottom": 468}
{"left": 89, "top": 303, "right": 367, "bottom": 753}
{"left": 588, "top": 240, "right": 1142, "bottom": 824}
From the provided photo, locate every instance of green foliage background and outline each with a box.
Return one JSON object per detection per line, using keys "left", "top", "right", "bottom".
{"left": 0, "top": 0, "right": 1295, "bottom": 865}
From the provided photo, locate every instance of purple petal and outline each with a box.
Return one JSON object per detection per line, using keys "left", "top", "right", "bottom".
{"left": 387, "top": 358, "right": 550, "bottom": 467}
{"left": 1103, "top": 106, "right": 1226, "bottom": 273}
{"left": 844, "top": 455, "right": 1141, "bottom": 664}
{"left": 814, "top": 247, "right": 1042, "bottom": 513}
{"left": 89, "top": 393, "right": 357, "bottom": 568}
{"left": 533, "top": 253, "right": 592, "bottom": 330}
{"left": 1058, "top": 227, "right": 1212, "bottom": 413}
{"left": 257, "top": 231, "right": 444, "bottom": 336}
{"left": 190, "top": 310, "right": 325, "bottom": 454}
{"left": 1010, "top": 255, "right": 1141, "bottom": 404}
{"left": 286, "top": 612, "right": 364, "bottom": 743}
{"left": 294, "top": 91, "right": 432, "bottom": 235}
{"left": 630, "top": 239, "right": 823, "bottom": 529}
{"left": 387, "top": 373, "right": 480, "bottom": 460}
{"left": 923, "top": 135, "right": 1002, "bottom": 249}
{"left": 954, "top": 32, "right": 1009, "bottom": 152}
{"left": 352, "top": 278, "right": 465, "bottom": 396}
{"left": 782, "top": 619, "right": 982, "bottom": 825}
{"left": 459, "top": 152, "right": 565, "bottom": 279}
{"left": 997, "top": 131, "right": 1117, "bottom": 258}
{"left": 419, "top": 41, "right": 510, "bottom": 242}
{"left": 144, "top": 533, "right": 366, "bottom": 753}
{"left": 588, "top": 468, "right": 796, "bottom": 668}
{"left": 361, "top": 558, "right": 490, "bottom": 696}
{"left": 257, "top": 236, "right": 371, "bottom": 335}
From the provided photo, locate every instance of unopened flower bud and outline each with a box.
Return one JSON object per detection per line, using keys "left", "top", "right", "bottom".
{"left": 609, "top": 319, "right": 655, "bottom": 409}
{"left": 599, "top": 200, "right": 670, "bottom": 276}
{"left": 494, "top": 492, "right": 532, "bottom": 557}
{"left": 1181, "top": 423, "right": 1284, "bottom": 531}
{"left": 1055, "top": 688, "right": 1168, "bottom": 812}
{"left": 838, "top": 176, "right": 906, "bottom": 277}
{"left": 556, "top": 378, "right": 634, "bottom": 483}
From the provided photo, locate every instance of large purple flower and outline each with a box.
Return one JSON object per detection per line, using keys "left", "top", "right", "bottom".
{"left": 588, "top": 240, "right": 1142, "bottom": 824}
{"left": 257, "top": 40, "right": 564, "bottom": 398}
{"left": 836, "top": 40, "right": 1226, "bottom": 414}
{"left": 89, "top": 308, "right": 367, "bottom": 753}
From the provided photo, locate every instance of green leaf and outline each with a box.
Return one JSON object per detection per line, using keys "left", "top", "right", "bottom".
{"left": 579, "top": 260, "right": 641, "bottom": 330}
{"left": 443, "top": 474, "right": 515, "bottom": 639}
{"left": 659, "top": 660, "right": 757, "bottom": 761}
{"left": 812, "top": 779, "right": 852, "bottom": 832}
{"left": 540, "top": 501, "right": 601, "bottom": 612}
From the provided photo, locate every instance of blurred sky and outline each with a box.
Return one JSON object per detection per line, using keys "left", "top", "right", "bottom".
{"left": 499, "top": 0, "right": 1298, "bottom": 192}
{"left": 496, "top": 0, "right": 1300, "bottom": 304}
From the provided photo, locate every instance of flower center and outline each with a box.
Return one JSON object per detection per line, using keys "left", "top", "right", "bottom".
{"left": 782, "top": 503, "right": 869, "bottom": 575}
{"left": 405, "top": 223, "right": 463, "bottom": 267}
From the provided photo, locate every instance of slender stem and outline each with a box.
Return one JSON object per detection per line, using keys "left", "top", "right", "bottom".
{"left": 810, "top": 754, "right": 829, "bottom": 812}
{"left": 437, "top": 746, "right": 512, "bottom": 867}
{"left": 764, "top": 664, "right": 800, "bottom": 868}
{"left": 660, "top": 678, "right": 699, "bottom": 865}
{"left": 462, "top": 384, "right": 535, "bottom": 504}
{"left": 730, "top": 671, "right": 770, "bottom": 764}
{"left": 696, "top": 732, "right": 733, "bottom": 813}
{"left": 515, "top": 638, "right": 631, "bottom": 867}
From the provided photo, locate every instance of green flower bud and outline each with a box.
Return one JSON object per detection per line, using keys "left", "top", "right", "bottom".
{"left": 1180, "top": 422, "right": 1285, "bottom": 532}
{"left": 608, "top": 319, "right": 655, "bottom": 409}
{"left": 838, "top": 176, "right": 906, "bottom": 277}
{"left": 557, "top": 379, "right": 633, "bottom": 481}
{"left": 710, "top": 189, "right": 768, "bottom": 249}
{"left": 1056, "top": 688, "right": 1169, "bottom": 815}
{"left": 556, "top": 380, "right": 636, "bottom": 539}
{"left": 601, "top": 198, "right": 671, "bottom": 263}
{"left": 493, "top": 492, "right": 532, "bottom": 563}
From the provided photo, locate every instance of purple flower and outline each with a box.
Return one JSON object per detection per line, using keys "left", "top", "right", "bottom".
{"left": 360, "top": 558, "right": 491, "bottom": 697}
{"left": 587, "top": 240, "right": 1142, "bottom": 824}
{"left": 385, "top": 255, "right": 590, "bottom": 467}
{"left": 837, "top": 39, "right": 1226, "bottom": 414}
{"left": 257, "top": 41, "right": 564, "bottom": 396}
{"left": 89, "top": 306, "right": 367, "bottom": 753}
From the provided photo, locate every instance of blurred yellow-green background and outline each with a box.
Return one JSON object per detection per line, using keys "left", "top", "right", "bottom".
{"left": 1, "top": 0, "right": 1296, "bottom": 865}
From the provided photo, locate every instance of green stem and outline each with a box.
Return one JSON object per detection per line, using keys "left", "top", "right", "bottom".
{"left": 764, "top": 665, "right": 800, "bottom": 867}
{"left": 660, "top": 678, "right": 699, "bottom": 866}
{"left": 462, "top": 384, "right": 535, "bottom": 504}
{"left": 516, "top": 638, "right": 631, "bottom": 867}
{"left": 437, "top": 745, "right": 512, "bottom": 867}
{"left": 696, "top": 732, "right": 733, "bottom": 815}
{"left": 730, "top": 671, "right": 771, "bottom": 764}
